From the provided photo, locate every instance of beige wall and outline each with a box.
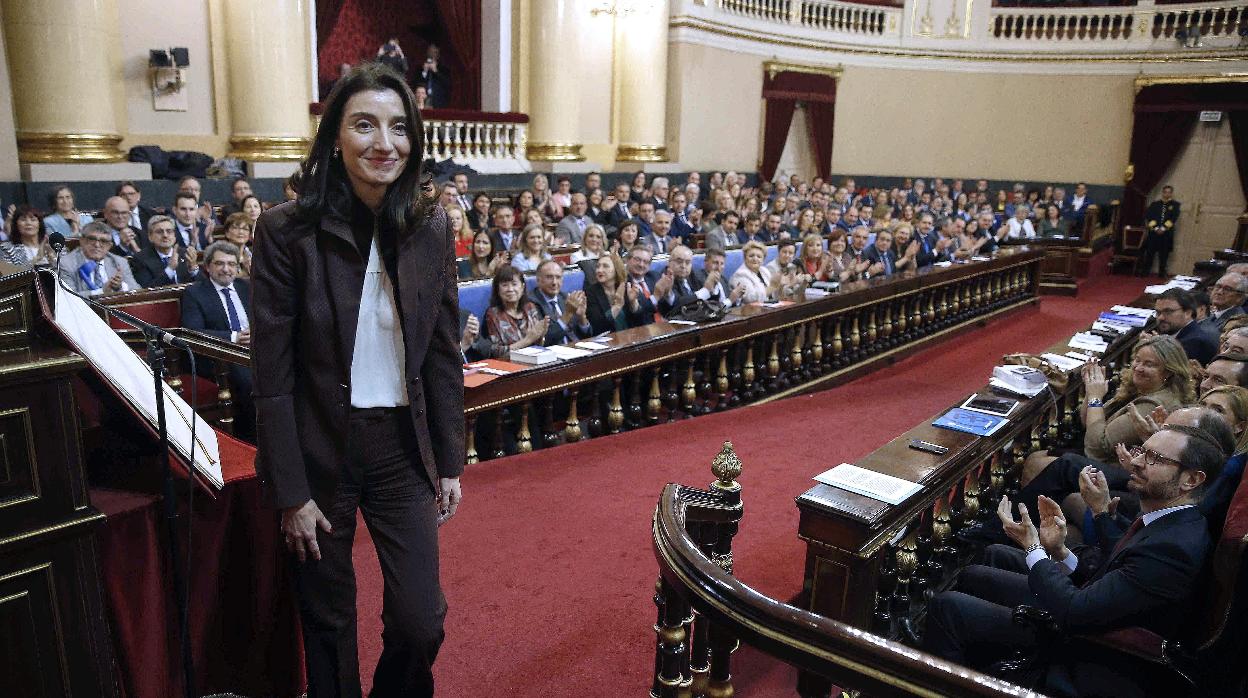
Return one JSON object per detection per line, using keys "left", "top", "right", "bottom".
{"left": 118, "top": 0, "right": 218, "bottom": 141}
{"left": 666, "top": 41, "right": 1138, "bottom": 184}
{"left": 0, "top": 2, "right": 18, "bottom": 179}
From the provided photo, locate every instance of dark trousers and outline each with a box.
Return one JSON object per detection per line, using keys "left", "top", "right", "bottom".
{"left": 292, "top": 408, "right": 446, "bottom": 698}
{"left": 923, "top": 545, "right": 1038, "bottom": 666}
{"left": 1139, "top": 247, "right": 1170, "bottom": 276}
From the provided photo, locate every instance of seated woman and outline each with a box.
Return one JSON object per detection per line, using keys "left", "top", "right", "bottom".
{"left": 571, "top": 224, "right": 607, "bottom": 269}
{"left": 822, "top": 235, "right": 858, "bottom": 283}
{"left": 787, "top": 208, "right": 817, "bottom": 240}
{"left": 611, "top": 219, "right": 641, "bottom": 256}
{"left": 458, "top": 230, "right": 507, "bottom": 280}
{"left": 765, "top": 239, "right": 809, "bottom": 300}
{"left": 468, "top": 192, "right": 492, "bottom": 232}
{"left": 729, "top": 240, "right": 773, "bottom": 304}
{"left": 961, "top": 218, "right": 996, "bottom": 257}
{"left": 1038, "top": 204, "right": 1069, "bottom": 238}
{"left": 0, "top": 205, "right": 50, "bottom": 267}
{"left": 42, "top": 186, "right": 94, "bottom": 238}
{"left": 483, "top": 265, "right": 549, "bottom": 359}
{"left": 240, "top": 195, "right": 263, "bottom": 226}
{"left": 1019, "top": 334, "right": 1194, "bottom": 486}
{"left": 512, "top": 189, "right": 536, "bottom": 229}
{"left": 510, "top": 223, "right": 550, "bottom": 273}
{"left": 585, "top": 253, "right": 643, "bottom": 335}
{"left": 891, "top": 223, "right": 920, "bottom": 272}
{"left": 445, "top": 204, "right": 473, "bottom": 257}
{"left": 799, "top": 233, "right": 828, "bottom": 280}
{"left": 222, "top": 212, "right": 255, "bottom": 278}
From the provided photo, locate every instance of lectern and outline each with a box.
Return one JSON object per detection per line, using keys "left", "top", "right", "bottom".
{"left": 0, "top": 266, "right": 116, "bottom": 697}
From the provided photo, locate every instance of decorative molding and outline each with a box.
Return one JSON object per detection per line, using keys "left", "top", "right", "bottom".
{"left": 616, "top": 144, "right": 669, "bottom": 162}
{"left": 527, "top": 142, "right": 586, "bottom": 161}
{"left": 763, "top": 60, "right": 844, "bottom": 81}
{"left": 16, "top": 132, "right": 125, "bottom": 164}
{"left": 1133, "top": 72, "right": 1248, "bottom": 90}
{"left": 227, "top": 135, "right": 311, "bottom": 162}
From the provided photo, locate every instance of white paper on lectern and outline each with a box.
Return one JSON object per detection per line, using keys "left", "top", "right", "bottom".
{"left": 52, "top": 282, "right": 223, "bottom": 488}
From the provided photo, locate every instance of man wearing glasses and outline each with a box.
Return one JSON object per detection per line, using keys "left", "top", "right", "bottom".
{"left": 1204, "top": 272, "right": 1247, "bottom": 331}
{"left": 56, "top": 221, "right": 138, "bottom": 296}
{"left": 924, "top": 417, "right": 1226, "bottom": 697}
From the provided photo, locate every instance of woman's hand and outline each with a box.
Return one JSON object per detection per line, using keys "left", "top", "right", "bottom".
{"left": 282, "top": 499, "right": 333, "bottom": 562}
{"left": 438, "top": 477, "right": 462, "bottom": 522}
{"left": 524, "top": 317, "right": 550, "bottom": 344}
{"left": 625, "top": 280, "right": 640, "bottom": 311}
{"left": 1082, "top": 362, "right": 1109, "bottom": 401}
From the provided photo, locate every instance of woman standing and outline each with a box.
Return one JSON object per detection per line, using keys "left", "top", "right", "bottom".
{"left": 251, "top": 62, "right": 462, "bottom": 698}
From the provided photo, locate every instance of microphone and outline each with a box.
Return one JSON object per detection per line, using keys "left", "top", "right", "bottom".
{"left": 47, "top": 230, "right": 188, "bottom": 349}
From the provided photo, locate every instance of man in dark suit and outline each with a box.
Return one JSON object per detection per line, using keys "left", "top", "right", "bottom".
{"left": 219, "top": 178, "right": 253, "bottom": 219}
{"left": 1206, "top": 272, "right": 1247, "bottom": 331}
{"left": 488, "top": 204, "right": 518, "bottom": 254}
{"left": 863, "top": 228, "right": 896, "bottom": 277}
{"left": 100, "top": 195, "right": 146, "bottom": 258}
{"left": 1148, "top": 288, "right": 1220, "bottom": 365}
{"left": 529, "top": 260, "right": 592, "bottom": 346}
{"left": 608, "top": 183, "right": 634, "bottom": 229}
{"left": 644, "top": 210, "right": 676, "bottom": 256}
{"left": 924, "top": 424, "right": 1222, "bottom": 698}
{"left": 624, "top": 244, "right": 658, "bottom": 325}
{"left": 181, "top": 241, "right": 254, "bottom": 440}
{"left": 646, "top": 245, "right": 706, "bottom": 317}
{"left": 172, "top": 192, "right": 212, "bottom": 250}
{"left": 131, "top": 215, "right": 199, "bottom": 288}
{"left": 1063, "top": 182, "right": 1092, "bottom": 228}
{"left": 1140, "top": 185, "right": 1180, "bottom": 276}
{"left": 117, "top": 181, "right": 154, "bottom": 232}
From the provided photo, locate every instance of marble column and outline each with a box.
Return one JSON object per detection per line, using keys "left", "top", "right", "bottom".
{"left": 614, "top": 0, "right": 669, "bottom": 162}
{"left": 1, "top": 0, "right": 126, "bottom": 162}
{"left": 527, "top": 0, "right": 585, "bottom": 161}
{"left": 221, "top": 0, "right": 312, "bottom": 162}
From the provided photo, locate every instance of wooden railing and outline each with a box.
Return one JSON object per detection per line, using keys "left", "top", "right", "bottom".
{"left": 717, "top": 0, "right": 904, "bottom": 35}
{"left": 991, "top": 6, "right": 1136, "bottom": 39}
{"left": 650, "top": 442, "right": 1041, "bottom": 697}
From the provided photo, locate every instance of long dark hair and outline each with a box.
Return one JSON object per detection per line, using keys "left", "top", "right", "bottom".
{"left": 11, "top": 205, "right": 46, "bottom": 243}
{"left": 489, "top": 265, "right": 526, "bottom": 309}
{"left": 292, "top": 62, "right": 432, "bottom": 231}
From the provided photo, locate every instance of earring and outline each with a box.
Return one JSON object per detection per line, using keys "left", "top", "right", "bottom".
{"left": 332, "top": 146, "right": 341, "bottom": 157}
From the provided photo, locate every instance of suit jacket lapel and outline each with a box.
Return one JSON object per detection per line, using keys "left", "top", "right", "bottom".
{"left": 319, "top": 215, "right": 367, "bottom": 375}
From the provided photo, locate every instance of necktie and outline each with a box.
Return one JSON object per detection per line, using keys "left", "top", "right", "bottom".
{"left": 884, "top": 254, "right": 893, "bottom": 275}
{"left": 637, "top": 280, "right": 662, "bottom": 323}
{"left": 1109, "top": 516, "right": 1144, "bottom": 559}
{"left": 548, "top": 298, "right": 561, "bottom": 320}
{"left": 221, "top": 287, "right": 242, "bottom": 332}
{"left": 656, "top": 237, "right": 665, "bottom": 254}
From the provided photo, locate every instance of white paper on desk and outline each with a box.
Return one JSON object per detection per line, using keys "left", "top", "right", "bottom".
{"left": 575, "top": 341, "right": 610, "bottom": 351}
{"left": 1041, "top": 352, "right": 1087, "bottom": 371}
{"left": 813, "top": 463, "right": 923, "bottom": 506}
{"left": 990, "top": 377, "right": 1046, "bottom": 398}
{"left": 1092, "top": 321, "right": 1131, "bottom": 335}
{"left": 1175, "top": 275, "right": 1202, "bottom": 283}
{"left": 547, "top": 345, "right": 592, "bottom": 360}
{"left": 668, "top": 319, "right": 697, "bottom": 326}
{"left": 971, "top": 256, "right": 992, "bottom": 262}
{"left": 1069, "top": 337, "right": 1108, "bottom": 354}
{"left": 934, "top": 261, "right": 953, "bottom": 267}
{"left": 50, "top": 282, "right": 223, "bottom": 488}
{"left": 1111, "top": 305, "right": 1154, "bottom": 318}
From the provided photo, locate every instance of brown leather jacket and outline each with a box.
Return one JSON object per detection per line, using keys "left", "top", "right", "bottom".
{"left": 250, "top": 200, "right": 464, "bottom": 509}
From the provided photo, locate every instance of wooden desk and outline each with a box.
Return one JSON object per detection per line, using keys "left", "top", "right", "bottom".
{"left": 795, "top": 291, "right": 1149, "bottom": 635}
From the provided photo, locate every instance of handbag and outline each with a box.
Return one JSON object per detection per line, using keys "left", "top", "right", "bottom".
{"left": 669, "top": 298, "right": 728, "bottom": 324}
{"left": 1002, "top": 353, "right": 1070, "bottom": 393}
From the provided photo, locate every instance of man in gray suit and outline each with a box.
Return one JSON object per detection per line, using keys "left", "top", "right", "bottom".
{"left": 57, "top": 221, "right": 138, "bottom": 296}
{"left": 704, "top": 211, "right": 741, "bottom": 252}
{"left": 554, "top": 192, "right": 591, "bottom": 246}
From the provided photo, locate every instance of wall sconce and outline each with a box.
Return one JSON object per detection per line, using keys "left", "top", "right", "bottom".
{"left": 149, "top": 48, "right": 189, "bottom": 111}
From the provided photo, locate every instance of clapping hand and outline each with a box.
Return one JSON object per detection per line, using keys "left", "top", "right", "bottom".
{"left": 524, "top": 317, "right": 550, "bottom": 343}
{"left": 703, "top": 269, "right": 721, "bottom": 292}
{"left": 460, "top": 313, "right": 479, "bottom": 352}
{"left": 1082, "top": 362, "right": 1109, "bottom": 402}
{"left": 997, "top": 495, "right": 1040, "bottom": 550}
{"left": 729, "top": 282, "right": 746, "bottom": 304}
{"left": 1079, "top": 464, "right": 1118, "bottom": 516}
{"left": 1128, "top": 403, "right": 1165, "bottom": 442}
{"left": 567, "top": 290, "right": 588, "bottom": 322}
{"left": 166, "top": 249, "right": 181, "bottom": 271}
{"left": 624, "top": 280, "right": 641, "bottom": 311}
{"left": 1035, "top": 495, "right": 1069, "bottom": 558}
{"left": 654, "top": 267, "right": 674, "bottom": 298}
{"left": 107, "top": 269, "right": 124, "bottom": 292}
{"left": 905, "top": 239, "right": 920, "bottom": 258}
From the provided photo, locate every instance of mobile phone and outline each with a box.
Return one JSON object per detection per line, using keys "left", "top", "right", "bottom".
{"left": 908, "top": 439, "right": 949, "bottom": 455}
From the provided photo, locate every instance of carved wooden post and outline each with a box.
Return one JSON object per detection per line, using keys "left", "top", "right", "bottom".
{"left": 465, "top": 415, "right": 479, "bottom": 465}
{"left": 628, "top": 372, "right": 644, "bottom": 427}
{"left": 830, "top": 317, "right": 844, "bottom": 368}
{"left": 714, "top": 349, "right": 730, "bottom": 411}
{"left": 587, "top": 387, "right": 603, "bottom": 437}
{"left": 741, "top": 343, "right": 757, "bottom": 402}
{"left": 682, "top": 360, "right": 698, "bottom": 416}
{"left": 647, "top": 371, "right": 664, "bottom": 425}
{"left": 564, "top": 389, "right": 583, "bottom": 442}
{"left": 516, "top": 403, "right": 533, "bottom": 453}
{"left": 865, "top": 308, "right": 878, "bottom": 354}
{"left": 652, "top": 577, "right": 692, "bottom": 697}
{"left": 542, "top": 398, "right": 560, "bottom": 449}
{"left": 848, "top": 313, "right": 861, "bottom": 359}
{"left": 698, "top": 352, "right": 714, "bottom": 414}
{"left": 608, "top": 377, "right": 624, "bottom": 434}
{"left": 491, "top": 411, "right": 506, "bottom": 460}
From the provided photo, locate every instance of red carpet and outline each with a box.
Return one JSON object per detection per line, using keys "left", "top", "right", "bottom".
{"left": 346, "top": 270, "right": 1154, "bottom": 696}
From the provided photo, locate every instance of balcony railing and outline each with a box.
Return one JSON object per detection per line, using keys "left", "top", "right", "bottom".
{"left": 676, "top": 0, "right": 1248, "bottom": 55}
{"left": 420, "top": 109, "right": 530, "bottom": 174}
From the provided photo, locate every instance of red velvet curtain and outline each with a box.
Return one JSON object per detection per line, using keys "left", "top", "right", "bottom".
{"left": 760, "top": 70, "right": 838, "bottom": 182}
{"left": 1231, "top": 111, "right": 1248, "bottom": 206}
{"left": 1123, "top": 82, "right": 1248, "bottom": 227}
{"left": 805, "top": 101, "right": 836, "bottom": 182}
{"left": 432, "top": 0, "right": 482, "bottom": 110}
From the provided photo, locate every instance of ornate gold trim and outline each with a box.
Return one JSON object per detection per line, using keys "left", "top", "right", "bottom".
{"left": 1133, "top": 72, "right": 1248, "bottom": 91}
{"left": 527, "top": 142, "right": 585, "bottom": 162}
{"left": 671, "top": 15, "right": 1248, "bottom": 64}
{"left": 17, "top": 132, "right": 125, "bottom": 163}
{"left": 227, "top": 135, "right": 311, "bottom": 162}
{"left": 763, "top": 60, "right": 843, "bottom": 81}
{"left": 616, "top": 144, "right": 668, "bottom": 162}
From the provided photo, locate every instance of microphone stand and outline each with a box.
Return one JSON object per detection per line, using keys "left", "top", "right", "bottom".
{"left": 45, "top": 242, "right": 196, "bottom": 698}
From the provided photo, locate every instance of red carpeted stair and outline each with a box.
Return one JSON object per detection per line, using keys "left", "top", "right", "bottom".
{"left": 346, "top": 271, "right": 1153, "bottom": 696}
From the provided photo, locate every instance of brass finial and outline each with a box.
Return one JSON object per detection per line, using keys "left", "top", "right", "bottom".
{"left": 710, "top": 441, "right": 742, "bottom": 492}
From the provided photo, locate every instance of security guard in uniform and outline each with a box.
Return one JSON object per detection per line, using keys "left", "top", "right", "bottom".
{"left": 1140, "top": 185, "right": 1181, "bottom": 277}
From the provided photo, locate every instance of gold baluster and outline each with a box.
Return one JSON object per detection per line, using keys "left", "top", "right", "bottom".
{"left": 608, "top": 377, "right": 624, "bottom": 434}
{"left": 716, "top": 350, "right": 730, "bottom": 394}
{"left": 924, "top": 292, "right": 936, "bottom": 323}
{"left": 790, "top": 324, "right": 804, "bottom": 369}
{"left": 811, "top": 323, "right": 824, "bottom": 363}
{"left": 767, "top": 337, "right": 780, "bottom": 378}
{"left": 831, "top": 317, "right": 844, "bottom": 359}
{"left": 849, "top": 314, "right": 861, "bottom": 352}
{"left": 648, "top": 372, "right": 663, "bottom": 423}
{"left": 465, "top": 415, "right": 479, "bottom": 464}
{"left": 516, "top": 403, "right": 532, "bottom": 453}
{"left": 743, "top": 344, "right": 756, "bottom": 389}
{"left": 683, "top": 361, "right": 698, "bottom": 412}
{"left": 865, "top": 309, "right": 878, "bottom": 347}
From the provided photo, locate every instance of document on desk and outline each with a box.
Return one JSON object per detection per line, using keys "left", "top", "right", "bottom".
{"left": 813, "top": 463, "right": 923, "bottom": 506}
{"left": 547, "top": 345, "right": 593, "bottom": 360}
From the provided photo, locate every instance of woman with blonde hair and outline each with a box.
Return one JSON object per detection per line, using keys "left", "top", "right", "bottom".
{"left": 1200, "top": 385, "right": 1248, "bottom": 455}
{"left": 444, "top": 204, "right": 473, "bottom": 256}
{"left": 585, "top": 252, "right": 642, "bottom": 335}
{"left": 729, "top": 240, "right": 773, "bottom": 304}
{"left": 571, "top": 224, "right": 606, "bottom": 265}
{"left": 510, "top": 223, "right": 550, "bottom": 272}
{"left": 800, "top": 233, "right": 829, "bottom": 280}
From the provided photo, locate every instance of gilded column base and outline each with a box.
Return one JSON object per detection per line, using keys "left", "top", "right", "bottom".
{"left": 17, "top": 132, "right": 125, "bottom": 163}
{"left": 527, "top": 142, "right": 585, "bottom": 162}
{"left": 228, "top": 135, "right": 312, "bottom": 162}
{"left": 616, "top": 144, "right": 668, "bottom": 163}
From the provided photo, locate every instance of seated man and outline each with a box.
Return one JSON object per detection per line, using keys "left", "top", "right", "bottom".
{"left": 57, "top": 221, "right": 139, "bottom": 296}
{"left": 704, "top": 211, "right": 741, "bottom": 253}
{"left": 644, "top": 210, "right": 676, "bottom": 256}
{"left": 925, "top": 424, "right": 1223, "bottom": 698}
{"left": 863, "top": 228, "right": 896, "bottom": 276}
{"left": 554, "top": 192, "right": 591, "bottom": 246}
{"left": 100, "top": 195, "right": 146, "bottom": 258}
{"left": 1144, "top": 288, "right": 1219, "bottom": 366}
{"left": 648, "top": 245, "right": 705, "bottom": 317}
{"left": 1204, "top": 272, "right": 1247, "bottom": 330}
{"left": 528, "top": 260, "right": 592, "bottom": 345}
{"left": 180, "top": 241, "right": 254, "bottom": 440}
{"left": 623, "top": 244, "right": 658, "bottom": 326}
{"left": 131, "top": 215, "right": 200, "bottom": 288}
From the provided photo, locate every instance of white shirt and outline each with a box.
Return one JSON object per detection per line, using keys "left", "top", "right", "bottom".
{"left": 129, "top": 207, "right": 142, "bottom": 230}
{"left": 1071, "top": 195, "right": 1086, "bottom": 210}
{"left": 1007, "top": 218, "right": 1036, "bottom": 239}
{"left": 350, "top": 232, "right": 408, "bottom": 408}
{"left": 82, "top": 258, "right": 131, "bottom": 296}
{"left": 211, "top": 278, "right": 250, "bottom": 341}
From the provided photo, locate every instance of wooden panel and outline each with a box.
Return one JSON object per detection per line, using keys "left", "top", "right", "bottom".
{"left": 0, "top": 563, "right": 66, "bottom": 698}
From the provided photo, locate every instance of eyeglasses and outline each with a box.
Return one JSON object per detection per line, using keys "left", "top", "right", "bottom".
{"left": 1127, "top": 446, "right": 1183, "bottom": 468}
{"left": 82, "top": 237, "right": 112, "bottom": 245}
{"left": 1212, "top": 284, "right": 1245, "bottom": 294}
